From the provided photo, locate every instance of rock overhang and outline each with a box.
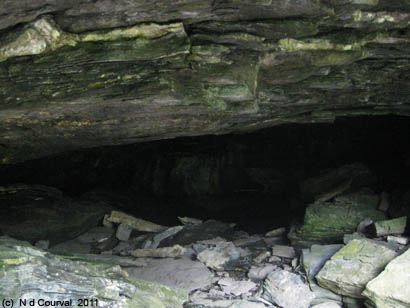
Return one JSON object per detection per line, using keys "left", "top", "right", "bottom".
{"left": 1, "top": 0, "right": 410, "bottom": 164}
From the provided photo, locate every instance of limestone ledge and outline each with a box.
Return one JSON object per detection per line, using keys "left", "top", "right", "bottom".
{"left": 0, "top": 16, "right": 187, "bottom": 63}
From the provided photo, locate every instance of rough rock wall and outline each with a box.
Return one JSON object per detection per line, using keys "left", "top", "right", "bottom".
{"left": 1, "top": 0, "right": 410, "bottom": 164}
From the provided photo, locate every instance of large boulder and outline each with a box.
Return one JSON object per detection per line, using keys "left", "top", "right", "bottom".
{"left": 262, "top": 269, "right": 315, "bottom": 308}
{"left": 362, "top": 247, "right": 410, "bottom": 308}
{"left": 289, "top": 190, "right": 386, "bottom": 247}
{"left": 0, "top": 184, "right": 111, "bottom": 245}
{"left": 316, "top": 239, "right": 398, "bottom": 299}
{"left": 0, "top": 236, "right": 188, "bottom": 308}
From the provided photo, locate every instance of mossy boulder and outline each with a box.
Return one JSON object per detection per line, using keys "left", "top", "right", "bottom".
{"left": 363, "top": 247, "right": 410, "bottom": 308}
{"left": 315, "top": 239, "right": 398, "bottom": 298}
{"left": 289, "top": 190, "right": 386, "bottom": 247}
{"left": 0, "top": 236, "right": 188, "bottom": 308}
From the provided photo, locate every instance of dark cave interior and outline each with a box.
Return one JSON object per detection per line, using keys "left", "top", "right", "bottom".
{"left": 1, "top": 115, "right": 410, "bottom": 235}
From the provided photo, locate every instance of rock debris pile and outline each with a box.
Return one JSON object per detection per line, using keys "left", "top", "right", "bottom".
{"left": 0, "top": 163, "right": 409, "bottom": 308}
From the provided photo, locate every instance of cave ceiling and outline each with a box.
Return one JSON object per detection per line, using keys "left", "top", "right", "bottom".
{"left": 1, "top": 0, "right": 410, "bottom": 164}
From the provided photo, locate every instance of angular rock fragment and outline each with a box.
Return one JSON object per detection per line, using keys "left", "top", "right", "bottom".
{"left": 363, "top": 247, "right": 410, "bottom": 308}
{"left": 197, "top": 242, "right": 242, "bottom": 271}
{"left": 142, "top": 225, "right": 184, "bottom": 249}
{"left": 272, "top": 245, "right": 296, "bottom": 258}
{"left": 370, "top": 216, "right": 407, "bottom": 237}
{"left": 316, "top": 239, "right": 398, "bottom": 298}
{"left": 302, "top": 244, "right": 343, "bottom": 305}
{"left": 387, "top": 235, "right": 409, "bottom": 245}
{"left": 106, "top": 210, "right": 167, "bottom": 232}
{"left": 289, "top": 190, "right": 386, "bottom": 247}
{"left": 263, "top": 268, "right": 315, "bottom": 308}
{"left": 127, "top": 258, "right": 214, "bottom": 291}
{"left": 116, "top": 223, "right": 133, "bottom": 241}
{"left": 130, "top": 245, "right": 186, "bottom": 258}
{"left": 0, "top": 236, "right": 187, "bottom": 308}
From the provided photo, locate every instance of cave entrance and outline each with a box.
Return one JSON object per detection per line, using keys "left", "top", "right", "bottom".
{"left": 1, "top": 115, "right": 409, "bottom": 236}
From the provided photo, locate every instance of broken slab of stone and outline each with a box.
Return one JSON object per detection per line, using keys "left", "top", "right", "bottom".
{"left": 160, "top": 220, "right": 234, "bottom": 247}
{"left": 126, "top": 257, "right": 214, "bottom": 292}
{"left": 0, "top": 236, "right": 188, "bottom": 308}
{"left": 271, "top": 245, "right": 296, "bottom": 259}
{"left": 300, "top": 163, "right": 374, "bottom": 203}
{"left": 316, "top": 239, "right": 399, "bottom": 298}
{"left": 369, "top": 216, "right": 407, "bottom": 237}
{"left": 217, "top": 278, "right": 256, "bottom": 296}
{"left": 289, "top": 190, "right": 386, "bottom": 247}
{"left": 263, "top": 268, "right": 315, "bottom": 308}
{"left": 0, "top": 184, "right": 111, "bottom": 245}
{"left": 106, "top": 210, "right": 167, "bottom": 233}
{"left": 362, "top": 246, "right": 410, "bottom": 308}
{"left": 142, "top": 225, "right": 184, "bottom": 249}
{"left": 130, "top": 245, "right": 185, "bottom": 258}
{"left": 265, "top": 227, "right": 286, "bottom": 237}
{"left": 197, "top": 242, "right": 242, "bottom": 271}
{"left": 387, "top": 235, "right": 409, "bottom": 245}
{"left": 301, "top": 244, "right": 343, "bottom": 306}
{"left": 116, "top": 222, "right": 133, "bottom": 241}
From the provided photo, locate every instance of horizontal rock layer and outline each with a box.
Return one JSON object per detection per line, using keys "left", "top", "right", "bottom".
{"left": 1, "top": 1, "right": 410, "bottom": 163}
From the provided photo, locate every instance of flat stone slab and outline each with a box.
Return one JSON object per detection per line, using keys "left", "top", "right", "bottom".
{"left": 363, "top": 247, "right": 410, "bottom": 308}
{"left": 127, "top": 257, "right": 214, "bottom": 292}
{"left": 0, "top": 236, "right": 188, "bottom": 308}
{"left": 271, "top": 245, "right": 296, "bottom": 259}
{"left": 316, "top": 239, "right": 398, "bottom": 298}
